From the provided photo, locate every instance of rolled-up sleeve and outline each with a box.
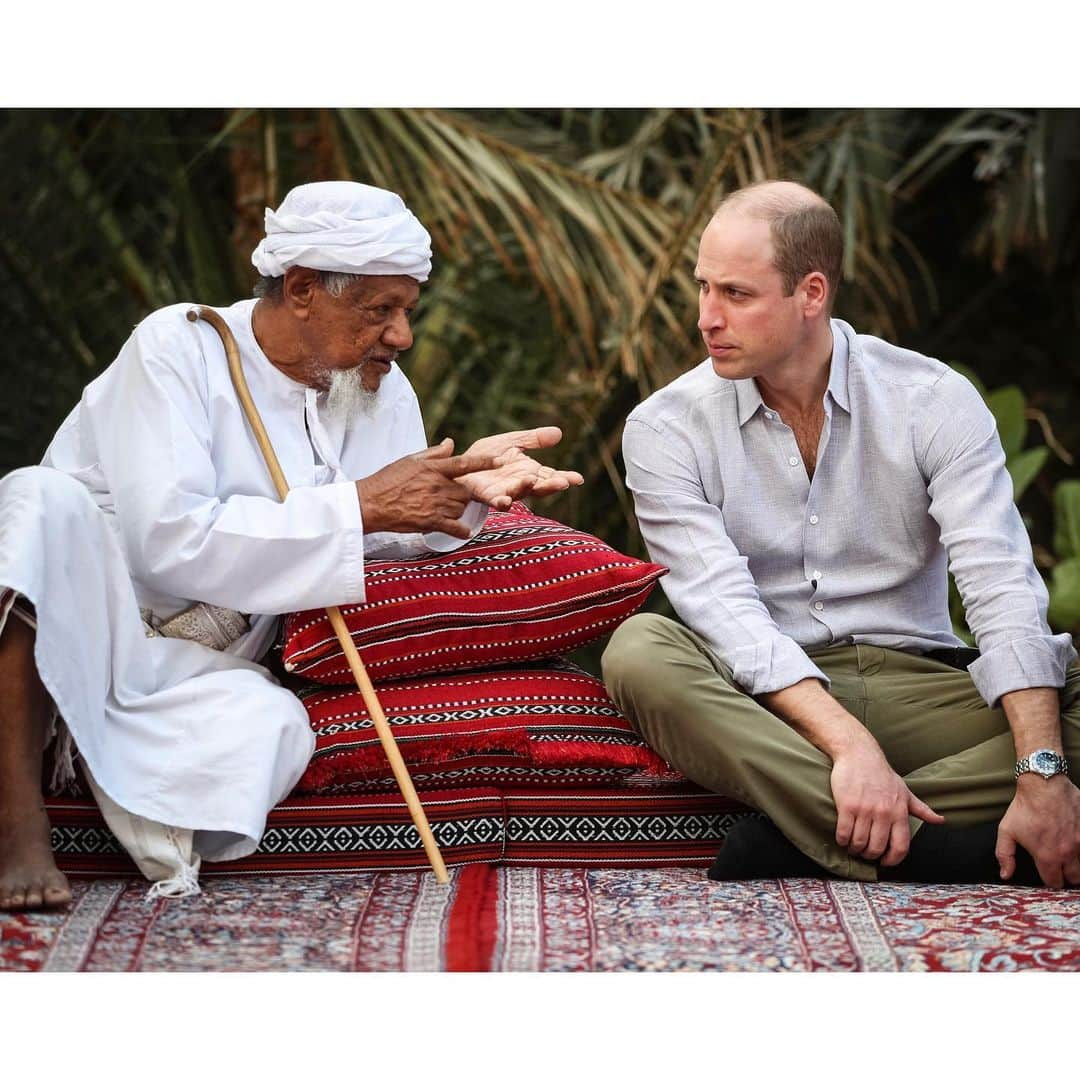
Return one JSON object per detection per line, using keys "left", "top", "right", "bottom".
{"left": 624, "top": 415, "right": 827, "bottom": 695}
{"left": 919, "top": 370, "right": 1077, "bottom": 705}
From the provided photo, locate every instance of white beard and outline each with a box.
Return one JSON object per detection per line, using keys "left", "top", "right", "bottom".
{"left": 324, "top": 364, "right": 381, "bottom": 429}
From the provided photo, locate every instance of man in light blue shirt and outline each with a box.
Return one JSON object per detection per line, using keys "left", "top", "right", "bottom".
{"left": 602, "top": 180, "right": 1080, "bottom": 888}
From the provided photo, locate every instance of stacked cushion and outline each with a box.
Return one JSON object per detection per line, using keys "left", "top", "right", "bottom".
{"left": 48, "top": 506, "right": 745, "bottom": 880}
{"left": 295, "top": 661, "right": 676, "bottom": 794}
{"left": 279, "top": 502, "right": 672, "bottom": 810}
{"left": 281, "top": 503, "right": 667, "bottom": 684}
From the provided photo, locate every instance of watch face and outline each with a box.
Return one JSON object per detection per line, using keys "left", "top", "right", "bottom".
{"left": 1032, "top": 750, "right": 1060, "bottom": 776}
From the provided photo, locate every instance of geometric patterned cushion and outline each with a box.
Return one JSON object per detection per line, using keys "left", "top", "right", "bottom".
{"left": 280, "top": 503, "right": 667, "bottom": 684}
{"left": 294, "top": 662, "right": 676, "bottom": 794}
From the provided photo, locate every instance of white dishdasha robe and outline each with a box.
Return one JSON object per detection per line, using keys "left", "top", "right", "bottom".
{"left": 0, "top": 298, "right": 477, "bottom": 864}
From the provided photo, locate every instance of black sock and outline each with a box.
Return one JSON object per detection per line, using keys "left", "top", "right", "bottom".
{"left": 708, "top": 817, "right": 829, "bottom": 881}
{"left": 880, "top": 821, "right": 1042, "bottom": 886}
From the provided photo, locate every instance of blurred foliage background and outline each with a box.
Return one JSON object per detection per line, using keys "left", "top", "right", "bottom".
{"left": 1, "top": 107, "right": 1077, "bottom": 659}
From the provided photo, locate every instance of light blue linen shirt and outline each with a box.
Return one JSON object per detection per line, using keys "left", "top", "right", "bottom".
{"left": 623, "top": 319, "right": 1076, "bottom": 706}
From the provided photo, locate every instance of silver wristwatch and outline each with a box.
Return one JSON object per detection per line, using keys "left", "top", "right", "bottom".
{"left": 1014, "top": 748, "right": 1070, "bottom": 780}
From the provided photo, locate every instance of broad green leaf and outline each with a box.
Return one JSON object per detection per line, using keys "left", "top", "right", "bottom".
{"left": 985, "top": 386, "right": 1027, "bottom": 458}
{"left": 1053, "top": 480, "right": 1080, "bottom": 559}
{"left": 1048, "top": 556, "right": 1080, "bottom": 632}
{"left": 1006, "top": 447, "right": 1049, "bottom": 501}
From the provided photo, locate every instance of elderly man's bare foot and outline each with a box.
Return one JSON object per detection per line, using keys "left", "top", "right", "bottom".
{"left": 0, "top": 804, "right": 71, "bottom": 911}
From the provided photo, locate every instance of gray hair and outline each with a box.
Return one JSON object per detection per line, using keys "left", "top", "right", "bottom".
{"left": 253, "top": 270, "right": 365, "bottom": 301}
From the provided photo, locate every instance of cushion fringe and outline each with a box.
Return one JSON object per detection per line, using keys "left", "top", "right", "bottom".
{"left": 299, "top": 733, "right": 674, "bottom": 792}
{"left": 299, "top": 728, "right": 534, "bottom": 791}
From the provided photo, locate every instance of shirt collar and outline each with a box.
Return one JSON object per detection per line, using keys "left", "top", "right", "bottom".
{"left": 826, "top": 319, "right": 850, "bottom": 415}
{"left": 733, "top": 321, "right": 850, "bottom": 427}
{"left": 733, "top": 377, "right": 765, "bottom": 427}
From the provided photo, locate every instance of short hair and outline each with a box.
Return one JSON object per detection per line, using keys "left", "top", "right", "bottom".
{"left": 715, "top": 182, "right": 843, "bottom": 310}
{"left": 252, "top": 269, "right": 364, "bottom": 301}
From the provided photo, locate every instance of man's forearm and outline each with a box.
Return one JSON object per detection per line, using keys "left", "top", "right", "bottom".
{"left": 758, "top": 678, "right": 875, "bottom": 760}
{"left": 999, "top": 686, "right": 1065, "bottom": 756}
{"left": 759, "top": 676, "right": 943, "bottom": 862}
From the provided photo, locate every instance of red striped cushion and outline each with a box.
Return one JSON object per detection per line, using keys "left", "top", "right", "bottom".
{"left": 281, "top": 503, "right": 667, "bottom": 684}
{"left": 294, "top": 663, "right": 675, "bottom": 794}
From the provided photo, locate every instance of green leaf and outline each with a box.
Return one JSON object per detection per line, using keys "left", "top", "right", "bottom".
{"left": 1053, "top": 480, "right": 1080, "bottom": 559}
{"left": 1006, "top": 447, "right": 1049, "bottom": 501}
{"left": 1048, "top": 556, "right": 1080, "bottom": 632}
{"left": 985, "top": 386, "right": 1027, "bottom": 458}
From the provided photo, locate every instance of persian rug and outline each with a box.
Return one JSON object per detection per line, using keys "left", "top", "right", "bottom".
{"left": 4, "top": 866, "right": 1077, "bottom": 972}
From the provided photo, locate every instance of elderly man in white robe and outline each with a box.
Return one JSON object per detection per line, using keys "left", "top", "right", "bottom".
{"left": 0, "top": 181, "right": 584, "bottom": 911}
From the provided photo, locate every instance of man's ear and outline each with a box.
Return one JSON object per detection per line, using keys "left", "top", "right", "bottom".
{"left": 801, "top": 271, "right": 829, "bottom": 318}
{"left": 281, "top": 267, "right": 321, "bottom": 320}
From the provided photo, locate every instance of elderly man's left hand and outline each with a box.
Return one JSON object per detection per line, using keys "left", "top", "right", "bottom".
{"left": 456, "top": 427, "right": 584, "bottom": 509}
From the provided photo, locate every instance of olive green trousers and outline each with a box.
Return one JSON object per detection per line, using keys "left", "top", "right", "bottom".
{"left": 601, "top": 613, "right": 1080, "bottom": 881}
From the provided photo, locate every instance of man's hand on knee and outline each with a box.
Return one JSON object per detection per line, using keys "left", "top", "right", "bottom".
{"left": 830, "top": 733, "right": 945, "bottom": 866}
{"left": 995, "top": 777, "right": 1080, "bottom": 889}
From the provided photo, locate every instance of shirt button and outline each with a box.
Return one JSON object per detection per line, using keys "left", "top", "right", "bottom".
{"left": 813, "top": 570, "right": 823, "bottom": 580}
{"left": 809, "top": 514, "right": 819, "bottom": 525}
{"left": 766, "top": 411, "right": 776, "bottom": 420}
{"left": 788, "top": 456, "right": 799, "bottom": 467}
{"left": 814, "top": 601, "right": 824, "bottom": 611}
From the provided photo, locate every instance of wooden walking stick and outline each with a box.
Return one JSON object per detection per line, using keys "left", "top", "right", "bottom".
{"left": 187, "top": 306, "right": 450, "bottom": 884}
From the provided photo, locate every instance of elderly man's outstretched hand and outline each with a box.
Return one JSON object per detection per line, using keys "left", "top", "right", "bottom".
{"left": 459, "top": 427, "right": 585, "bottom": 510}
{"left": 356, "top": 429, "right": 583, "bottom": 538}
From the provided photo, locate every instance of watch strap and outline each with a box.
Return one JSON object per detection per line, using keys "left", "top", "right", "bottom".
{"left": 1015, "top": 751, "right": 1069, "bottom": 779}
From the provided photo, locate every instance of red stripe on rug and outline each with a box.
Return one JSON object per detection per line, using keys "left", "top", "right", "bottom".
{"left": 445, "top": 864, "right": 499, "bottom": 972}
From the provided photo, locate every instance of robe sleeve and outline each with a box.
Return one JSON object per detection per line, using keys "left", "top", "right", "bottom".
{"left": 89, "top": 314, "right": 367, "bottom": 616}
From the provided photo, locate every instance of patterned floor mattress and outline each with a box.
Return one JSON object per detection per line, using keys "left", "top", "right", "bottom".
{"left": 47, "top": 781, "right": 753, "bottom": 876}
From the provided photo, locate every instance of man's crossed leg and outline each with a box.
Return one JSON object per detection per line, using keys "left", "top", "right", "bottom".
{"left": 603, "top": 613, "right": 1079, "bottom": 887}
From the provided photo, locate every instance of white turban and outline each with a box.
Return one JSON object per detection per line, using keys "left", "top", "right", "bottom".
{"left": 251, "top": 181, "right": 432, "bottom": 282}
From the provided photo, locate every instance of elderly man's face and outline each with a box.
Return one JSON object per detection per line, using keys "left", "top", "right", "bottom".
{"left": 695, "top": 210, "right": 806, "bottom": 381}
{"left": 305, "top": 274, "right": 420, "bottom": 393}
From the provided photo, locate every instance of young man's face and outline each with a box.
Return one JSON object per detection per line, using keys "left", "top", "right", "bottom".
{"left": 304, "top": 274, "right": 420, "bottom": 392}
{"left": 694, "top": 210, "right": 808, "bottom": 382}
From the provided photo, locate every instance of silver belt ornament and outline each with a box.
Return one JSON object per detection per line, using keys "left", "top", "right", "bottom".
{"left": 142, "top": 603, "right": 250, "bottom": 651}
